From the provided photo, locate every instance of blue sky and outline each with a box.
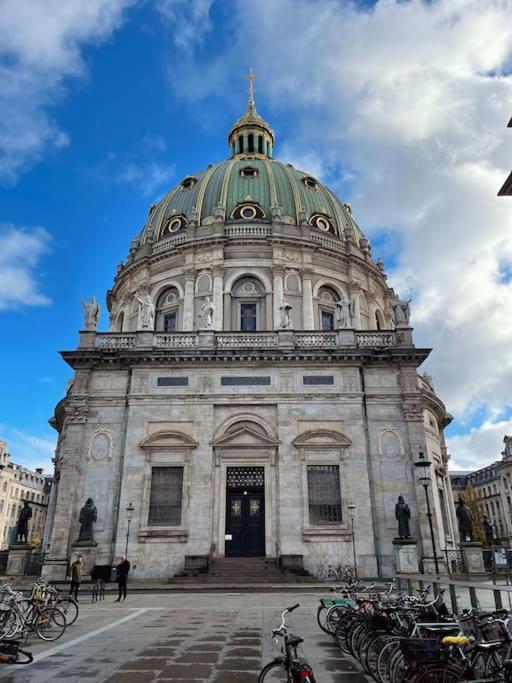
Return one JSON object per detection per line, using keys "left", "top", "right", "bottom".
{"left": 1, "top": 0, "right": 512, "bottom": 472}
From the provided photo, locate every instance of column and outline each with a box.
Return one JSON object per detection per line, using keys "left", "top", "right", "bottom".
{"left": 182, "top": 270, "right": 195, "bottom": 331}
{"left": 243, "top": 134, "right": 248, "bottom": 153}
{"left": 273, "top": 269, "right": 284, "bottom": 329}
{"left": 302, "top": 271, "right": 314, "bottom": 330}
{"left": 212, "top": 267, "right": 224, "bottom": 330}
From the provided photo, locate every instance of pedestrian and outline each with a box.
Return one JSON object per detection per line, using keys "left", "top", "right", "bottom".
{"left": 69, "top": 555, "right": 82, "bottom": 601}
{"left": 114, "top": 554, "right": 130, "bottom": 602}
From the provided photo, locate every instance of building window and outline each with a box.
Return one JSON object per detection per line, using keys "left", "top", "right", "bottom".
{"left": 163, "top": 311, "right": 177, "bottom": 332}
{"left": 0, "top": 500, "right": 3, "bottom": 514}
{"left": 240, "top": 303, "right": 257, "bottom": 331}
{"left": 321, "top": 311, "right": 334, "bottom": 331}
{"left": 148, "top": 467, "right": 184, "bottom": 526}
{"left": 307, "top": 465, "right": 342, "bottom": 524}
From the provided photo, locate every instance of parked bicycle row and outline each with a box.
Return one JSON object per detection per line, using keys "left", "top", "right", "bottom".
{"left": 0, "top": 578, "right": 81, "bottom": 665}
{"left": 317, "top": 579, "right": 512, "bottom": 682}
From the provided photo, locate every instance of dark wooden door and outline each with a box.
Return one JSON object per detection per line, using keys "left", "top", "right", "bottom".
{"left": 225, "top": 492, "right": 265, "bottom": 557}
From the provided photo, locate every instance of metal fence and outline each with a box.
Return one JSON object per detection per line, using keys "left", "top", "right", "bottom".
{"left": 444, "top": 549, "right": 467, "bottom": 574}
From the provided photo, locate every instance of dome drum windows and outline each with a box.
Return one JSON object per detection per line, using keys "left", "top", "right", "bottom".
{"left": 302, "top": 175, "right": 318, "bottom": 190}
{"left": 240, "top": 165, "right": 258, "bottom": 178}
{"left": 181, "top": 176, "right": 197, "bottom": 190}
{"left": 310, "top": 213, "right": 334, "bottom": 234}
{"left": 156, "top": 287, "right": 181, "bottom": 332}
{"left": 231, "top": 203, "right": 266, "bottom": 221}
{"left": 161, "top": 214, "right": 188, "bottom": 238}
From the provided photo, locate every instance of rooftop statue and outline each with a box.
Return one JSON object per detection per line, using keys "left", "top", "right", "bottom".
{"left": 199, "top": 297, "right": 215, "bottom": 330}
{"left": 392, "top": 296, "right": 411, "bottom": 327}
{"left": 135, "top": 292, "right": 155, "bottom": 331}
{"left": 279, "top": 299, "right": 293, "bottom": 330}
{"left": 81, "top": 296, "right": 100, "bottom": 331}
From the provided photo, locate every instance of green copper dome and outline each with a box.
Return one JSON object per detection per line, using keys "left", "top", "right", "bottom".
{"left": 139, "top": 157, "right": 364, "bottom": 244}
{"left": 138, "top": 78, "right": 365, "bottom": 246}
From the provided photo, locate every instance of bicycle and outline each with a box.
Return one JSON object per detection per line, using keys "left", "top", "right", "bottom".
{"left": 0, "top": 584, "right": 66, "bottom": 642}
{"left": 258, "top": 603, "right": 316, "bottom": 682}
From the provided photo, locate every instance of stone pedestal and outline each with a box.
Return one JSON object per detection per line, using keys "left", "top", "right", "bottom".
{"left": 78, "top": 330, "right": 96, "bottom": 349}
{"left": 393, "top": 538, "right": 420, "bottom": 574}
{"left": 135, "top": 331, "right": 153, "bottom": 349}
{"left": 278, "top": 330, "right": 294, "bottom": 347}
{"left": 41, "top": 558, "right": 68, "bottom": 581}
{"left": 196, "top": 331, "right": 215, "bottom": 348}
{"left": 336, "top": 329, "right": 356, "bottom": 346}
{"left": 6, "top": 544, "right": 32, "bottom": 577}
{"left": 71, "top": 541, "right": 97, "bottom": 580}
{"left": 461, "top": 542, "right": 485, "bottom": 574}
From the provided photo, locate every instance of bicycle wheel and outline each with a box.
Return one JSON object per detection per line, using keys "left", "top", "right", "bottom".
{"left": 258, "top": 660, "right": 287, "bottom": 682}
{"left": 366, "top": 634, "right": 395, "bottom": 681}
{"left": 34, "top": 606, "right": 66, "bottom": 641}
{"left": 0, "top": 608, "right": 20, "bottom": 638}
{"left": 409, "top": 664, "right": 463, "bottom": 682}
{"left": 325, "top": 605, "right": 349, "bottom": 634}
{"left": 58, "top": 597, "right": 79, "bottom": 626}
{"left": 377, "top": 638, "right": 400, "bottom": 683}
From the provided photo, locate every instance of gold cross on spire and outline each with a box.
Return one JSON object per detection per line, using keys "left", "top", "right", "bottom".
{"left": 247, "top": 68, "right": 256, "bottom": 108}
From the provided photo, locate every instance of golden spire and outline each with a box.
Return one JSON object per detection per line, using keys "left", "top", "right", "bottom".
{"left": 247, "top": 68, "right": 256, "bottom": 111}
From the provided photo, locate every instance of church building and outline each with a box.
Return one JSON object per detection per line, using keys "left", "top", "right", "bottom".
{"left": 43, "top": 80, "right": 457, "bottom": 580}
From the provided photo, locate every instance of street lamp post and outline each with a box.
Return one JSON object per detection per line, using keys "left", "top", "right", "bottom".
{"left": 347, "top": 501, "right": 358, "bottom": 580}
{"left": 414, "top": 449, "right": 440, "bottom": 575}
{"left": 125, "top": 503, "right": 134, "bottom": 556}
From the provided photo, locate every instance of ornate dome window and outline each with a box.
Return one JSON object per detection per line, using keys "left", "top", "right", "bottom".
{"left": 231, "top": 203, "right": 266, "bottom": 220}
{"left": 156, "top": 286, "right": 181, "bottom": 332}
{"left": 310, "top": 213, "right": 334, "bottom": 233}
{"left": 240, "top": 165, "right": 258, "bottom": 178}
{"left": 181, "top": 176, "right": 197, "bottom": 190}
{"left": 302, "top": 175, "right": 318, "bottom": 190}
{"left": 161, "top": 214, "right": 188, "bottom": 237}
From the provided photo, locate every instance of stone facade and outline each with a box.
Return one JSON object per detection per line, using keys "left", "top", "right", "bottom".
{"left": 43, "top": 94, "right": 457, "bottom": 581}
{"left": 0, "top": 440, "right": 51, "bottom": 549}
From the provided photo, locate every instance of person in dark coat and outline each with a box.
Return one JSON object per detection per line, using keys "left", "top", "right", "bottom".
{"left": 114, "top": 555, "right": 130, "bottom": 602}
{"left": 69, "top": 555, "right": 82, "bottom": 601}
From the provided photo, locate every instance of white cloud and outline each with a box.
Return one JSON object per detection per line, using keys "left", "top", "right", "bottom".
{"left": 156, "top": 0, "right": 213, "bottom": 50}
{"left": 447, "top": 419, "right": 512, "bottom": 471}
{"left": 0, "top": 224, "right": 51, "bottom": 310}
{"left": 0, "top": 425, "right": 55, "bottom": 473}
{"left": 163, "top": 0, "right": 512, "bottom": 467}
{"left": 0, "top": 0, "right": 135, "bottom": 183}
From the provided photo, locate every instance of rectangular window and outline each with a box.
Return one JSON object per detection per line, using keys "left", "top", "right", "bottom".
{"left": 148, "top": 467, "right": 184, "bottom": 526}
{"left": 163, "top": 311, "right": 177, "bottom": 332}
{"left": 321, "top": 311, "right": 334, "bottom": 331}
{"left": 307, "top": 465, "right": 342, "bottom": 523}
{"left": 303, "top": 376, "right": 334, "bottom": 385}
{"left": 240, "top": 303, "right": 257, "bottom": 331}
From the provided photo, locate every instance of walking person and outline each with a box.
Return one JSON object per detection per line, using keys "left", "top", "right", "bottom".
{"left": 114, "top": 555, "right": 130, "bottom": 602}
{"left": 69, "top": 555, "right": 82, "bottom": 602}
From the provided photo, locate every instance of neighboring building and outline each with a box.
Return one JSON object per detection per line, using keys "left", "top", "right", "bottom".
{"left": 43, "top": 82, "right": 457, "bottom": 581}
{"left": 0, "top": 440, "right": 51, "bottom": 549}
{"left": 449, "top": 435, "right": 512, "bottom": 546}
{"left": 498, "top": 117, "right": 512, "bottom": 196}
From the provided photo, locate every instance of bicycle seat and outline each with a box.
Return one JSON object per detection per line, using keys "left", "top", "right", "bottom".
{"left": 442, "top": 636, "right": 470, "bottom": 646}
{"left": 475, "top": 641, "right": 503, "bottom": 652}
{"left": 287, "top": 634, "right": 304, "bottom": 647}
{"left": 423, "top": 626, "right": 460, "bottom": 635}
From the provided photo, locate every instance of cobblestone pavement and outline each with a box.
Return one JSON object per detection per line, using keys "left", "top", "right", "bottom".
{"left": 0, "top": 591, "right": 369, "bottom": 682}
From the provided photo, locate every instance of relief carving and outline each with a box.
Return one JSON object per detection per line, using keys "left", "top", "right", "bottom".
{"left": 378, "top": 425, "right": 405, "bottom": 458}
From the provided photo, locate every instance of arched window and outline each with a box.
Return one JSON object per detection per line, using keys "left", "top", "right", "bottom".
{"left": 375, "top": 309, "right": 384, "bottom": 330}
{"left": 231, "top": 276, "right": 266, "bottom": 331}
{"left": 156, "top": 287, "right": 181, "bottom": 332}
{"left": 116, "top": 311, "right": 124, "bottom": 333}
{"left": 318, "top": 286, "right": 340, "bottom": 331}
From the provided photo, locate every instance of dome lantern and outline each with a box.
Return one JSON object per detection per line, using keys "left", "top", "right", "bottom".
{"left": 228, "top": 70, "right": 275, "bottom": 158}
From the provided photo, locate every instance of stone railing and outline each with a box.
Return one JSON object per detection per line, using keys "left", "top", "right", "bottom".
{"left": 355, "top": 331, "right": 397, "bottom": 348}
{"left": 88, "top": 328, "right": 411, "bottom": 352}
{"left": 94, "top": 334, "right": 135, "bottom": 349}
{"left": 216, "top": 332, "right": 279, "bottom": 348}
{"left": 155, "top": 333, "right": 197, "bottom": 349}
{"left": 310, "top": 233, "right": 345, "bottom": 253}
{"left": 294, "top": 332, "right": 338, "bottom": 348}
{"left": 151, "top": 234, "right": 188, "bottom": 254}
{"left": 224, "top": 225, "right": 273, "bottom": 238}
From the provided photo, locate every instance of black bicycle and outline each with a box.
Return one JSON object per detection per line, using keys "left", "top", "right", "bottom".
{"left": 258, "top": 603, "right": 316, "bottom": 682}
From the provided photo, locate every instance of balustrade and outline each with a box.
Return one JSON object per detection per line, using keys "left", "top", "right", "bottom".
{"left": 95, "top": 334, "right": 135, "bottom": 349}
{"left": 216, "top": 333, "right": 278, "bottom": 348}
{"left": 355, "top": 331, "right": 396, "bottom": 347}
{"left": 155, "top": 333, "right": 196, "bottom": 349}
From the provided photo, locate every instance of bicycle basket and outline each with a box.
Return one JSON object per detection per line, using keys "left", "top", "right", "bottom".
{"left": 400, "top": 637, "right": 448, "bottom": 665}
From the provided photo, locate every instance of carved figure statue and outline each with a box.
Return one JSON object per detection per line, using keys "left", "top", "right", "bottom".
{"left": 456, "top": 494, "right": 475, "bottom": 542}
{"left": 78, "top": 498, "right": 97, "bottom": 542}
{"left": 279, "top": 299, "right": 293, "bottom": 329}
{"left": 81, "top": 296, "right": 100, "bottom": 331}
{"left": 135, "top": 292, "right": 155, "bottom": 331}
{"left": 16, "top": 501, "right": 32, "bottom": 544}
{"left": 482, "top": 515, "right": 494, "bottom": 546}
{"left": 392, "top": 296, "right": 411, "bottom": 327}
{"left": 335, "top": 299, "right": 352, "bottom": 329}
{"left": 395, "top": 496, "right": 411, "bottom": 538}
{"left": 271, "top": 203, "right": 283, "bottom": 221}
{"left": 199, "top": 297, "right": 215, "bottom": 329}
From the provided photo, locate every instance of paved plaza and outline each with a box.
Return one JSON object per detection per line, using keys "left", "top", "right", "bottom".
{"left": 0, "top": 590, "right": 369, "bottom": 682}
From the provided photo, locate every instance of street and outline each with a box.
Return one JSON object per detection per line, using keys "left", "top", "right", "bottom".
{"left": 0, "top": 590, "right": 369, "bottom": 682}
